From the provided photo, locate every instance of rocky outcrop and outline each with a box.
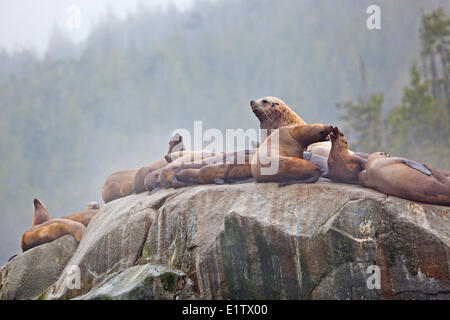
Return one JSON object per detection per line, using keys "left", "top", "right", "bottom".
{"left": 42, "top": 191, "right": 180, "bottom": 299}
{"left": 39, "top": 182, "right": 450, "bottom": 300}
{"left": 1, "top": 182, "right": 447, "bottom": 300}
{"left": 0, "top": 235, "right": 78, "bottom": 300}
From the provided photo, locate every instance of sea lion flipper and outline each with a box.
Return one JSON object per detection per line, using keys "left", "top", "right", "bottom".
{"left": 397, "top": 158, "right": 431, "bottom": 176}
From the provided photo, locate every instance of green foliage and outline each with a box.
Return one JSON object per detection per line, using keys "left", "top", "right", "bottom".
{"left": 386, "top": 65, "right": 449, "bottom": 167}
{"left": 338, "top": 8, "right": 450, "bottom": 169}
{"left": 337, "top": 93, "right": 385, "bottom": 153}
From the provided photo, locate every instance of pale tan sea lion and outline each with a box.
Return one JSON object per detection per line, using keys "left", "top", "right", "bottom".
{"left": 359, "top": 152, "right": 450, "bottom": 206}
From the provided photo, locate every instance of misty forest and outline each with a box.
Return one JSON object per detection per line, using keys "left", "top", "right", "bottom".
{"left": 0, "top": 0, "right": 449, "bottom": 264}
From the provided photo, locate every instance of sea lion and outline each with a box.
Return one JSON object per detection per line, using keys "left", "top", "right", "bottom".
{"left": 328, "top": 127, "right": 366, "bottom": 184}
{"left": 171, "top": 150, "right": 255, "bottom": 188}
{"left": 251, "top": 124, "right": 333, "bottom": 185}
{"left": 32, "top": 198, "right": 50, "bottom": 226}
{"left": 132, "top": 134, "right": 187, "bottom": 194}
{"left": 21, "top": 218, "right": 86, "bottom": 252}
{"left": 102, "top": 169, "right": 138, "bottom": 203}
{"left": 61, "top": 201, "right": 100, "bottom": 227}
{"left": 145, "top": 151, "right": 215, "bottom": 190}
{"left": 168, "top": 133, "right": 185, "bottom": 153}
{"left": 358, "top": 152, "right": 450, "bottom": 206}
{"left": 250, "top": 97, "right": 332, "bottom": 152}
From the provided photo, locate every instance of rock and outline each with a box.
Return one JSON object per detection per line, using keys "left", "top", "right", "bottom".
{"left": 0, "top": 235, "right": 78, "bottom": 300}
{"left": 45, "top": 190, "right": 182, "bottom": 299}
{"left": 42, "top": 182, "right": 449, "bottom": 300}
{"left": 75, "top": 264, "right": 197, "bottom": 300}
{"left": 142, "top": 182, "right": 450, "bottom": 300}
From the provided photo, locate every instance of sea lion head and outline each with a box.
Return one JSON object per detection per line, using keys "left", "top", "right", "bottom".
{"left": 250, "top": 96, "right": 286, "bottom": 124}
{"left": 32, "top": 198, "right": 50, "bottom": 226}
{"left": 168, "top": 133, "right": 185, "bottom": 154}
{"left": 87, "top": 201, "right": 100, "bottom": 210}
{"left": 330, "top": 126, "right": 349, "bottom": 150}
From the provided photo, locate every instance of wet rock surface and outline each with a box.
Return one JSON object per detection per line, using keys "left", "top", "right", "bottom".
{"left": 3, "top": 182, "right": 448, "bottom": 300}
{"left": 0, "top": 235, "right": 78, "bottom": 300}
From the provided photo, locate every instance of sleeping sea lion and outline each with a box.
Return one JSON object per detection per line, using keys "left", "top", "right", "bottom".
{"left": 358, "top": 152, "right": 450, "bottom": 206}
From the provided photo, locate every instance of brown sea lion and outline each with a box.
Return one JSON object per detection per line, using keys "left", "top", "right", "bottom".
{"left": 132, "top": 134, "right": 187, "bottom": 194}
{"left": 145, "top": 151, "right": 215, "bottom": 190}
{"left": 102, "top": 169, "right": 138, "bottom": 203}
{"left": 171, "top": 150, "right": 255, "bottom": 188}
{"left": 328, "top": 127, "right": 366, "bottom": 184}
{"left": 21, "top": 218, "right": 86, "bottom": 252}
{"left": 251, "top": 124, "right": 333, "bottom": 185}
{"left": 358, "top": 152, "right": 450, "bottom": 206}
{"left": 250, "top": 97, "right": 333, "bottom": 153}
{"left": 61, "top": 202, "right": 100, "bottom": 227}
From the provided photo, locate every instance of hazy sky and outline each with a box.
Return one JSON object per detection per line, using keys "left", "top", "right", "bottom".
{"left": 0, "top": 0, "right": 196, "bottom": 55}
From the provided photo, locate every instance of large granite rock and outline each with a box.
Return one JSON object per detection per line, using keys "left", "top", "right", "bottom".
{"left": 44, "top": 190, "right": 182, "bottom": 299}
{"left": 37, "top": 182, "right": 449, "bottom": 300}
{"left": 142, "top": 182, "right": 449, "bottom": 300}
{"left": 0, "top": 235, "right": 78, "bottom": 300}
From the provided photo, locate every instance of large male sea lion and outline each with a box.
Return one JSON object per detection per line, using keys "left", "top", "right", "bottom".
{"left": 132, "top": 133, "right": 187, "bottom": 193}
{"left": 21, "top": 218, "right": 86, "bottom": 252}
{"left": 250, "top": 97, "right": 306, "bottom": 136}
{"left": 102, "top": 169, "right": 138, "bottom": 203}
{"left": 327, "top": 127, "right": 366, "bottom": 184}
{"left": 250, "top": 97, "right": 331, "bottom": 151}
{"left": 358, "top": 152, "right": 450, "bottom": 206}
{"left": 251, "top": 124, "right": 333, "bottom": 185}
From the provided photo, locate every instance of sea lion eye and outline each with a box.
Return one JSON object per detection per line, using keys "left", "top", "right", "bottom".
{"left": 274, "top": 102, "right": 279, "bottom": 106}
{"left": 262, "top": 99, "right": 268, "bottom": 104}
